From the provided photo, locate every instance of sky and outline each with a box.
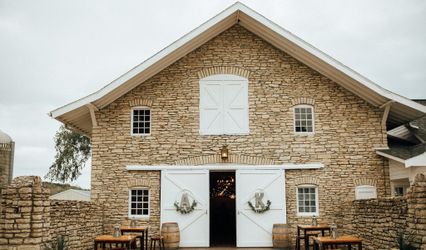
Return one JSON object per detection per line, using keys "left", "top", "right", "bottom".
{"left": 0, "top": 0, "right": 425, "bottom": 189}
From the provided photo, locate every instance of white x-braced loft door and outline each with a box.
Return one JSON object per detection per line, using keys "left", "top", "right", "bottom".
{"left": 236, "top": 169, "right": 286, "bottom": 247}
{"left": 160, "top": 170, "right": 209, "bottom": 247}
{"left": 199, "top": 74, "right": 249, "bottom": 135}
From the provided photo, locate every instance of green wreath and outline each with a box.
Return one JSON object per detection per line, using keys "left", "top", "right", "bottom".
{"left": 174, "top": 200, "right": 197, "bottom": 214}
{"left": 248, "top": 200, "right": 271, "bottom": 213}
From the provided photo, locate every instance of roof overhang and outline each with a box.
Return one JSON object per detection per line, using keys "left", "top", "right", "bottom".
{"left": 49, "top": 2, "right": 426, "bottom": 136}
{"left": 376, "top": 150, "right": 426, "bottom": 168}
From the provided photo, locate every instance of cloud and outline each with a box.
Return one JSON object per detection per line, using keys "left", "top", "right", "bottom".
{"left": 0, "top": 0, "right": 425, "bottom": 189}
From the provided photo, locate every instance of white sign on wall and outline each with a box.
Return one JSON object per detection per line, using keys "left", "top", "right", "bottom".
{"left": 355, "top": 185, "right": 377, "bottom": 200}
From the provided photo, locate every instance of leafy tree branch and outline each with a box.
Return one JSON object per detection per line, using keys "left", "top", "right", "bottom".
{"left": 45, "top": 125, "right": 91, "bottom": 182}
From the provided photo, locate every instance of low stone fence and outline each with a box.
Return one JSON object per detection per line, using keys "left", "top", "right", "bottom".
{"left": 345, "top": 173, "right": 426, "bottom": 250}
{"left": 50, "top": 200, "right": 104, "bottom": 249}
{"left": 0, "top": 176, "right": 104, "bottom": 250}
{"left": 346, "top": 197, "right": 408, "bottom": 249}
{"left": 0, "top": 176, "right": 50, "bottom": 250}
{"left": 1, "top": 174, "right": 426, "bottom": 249}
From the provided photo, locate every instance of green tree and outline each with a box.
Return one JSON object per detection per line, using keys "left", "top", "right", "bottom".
{"left": 45, "top": 125, "right": 91, "bottom": 182}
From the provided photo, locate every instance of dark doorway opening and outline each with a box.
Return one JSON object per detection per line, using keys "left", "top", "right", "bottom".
{"left": 210, "top": 171, "right": 236, "bottom": 247}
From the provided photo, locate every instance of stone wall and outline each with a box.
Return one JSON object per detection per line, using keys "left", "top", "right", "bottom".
{"left": 49, "top": 200, "right": 104, "bottom": 249}
{"left": 91, "top": 24, "right": 388, "bottom": 233}
{"left": 346, "top": 197, "right": 408, "bottom": 249}
{"left": 406, "top": 173, "right": 426, "bottom": 249}
{"left": 344, "top": 173, "right": 426, "bottom": 250}
{"left": 0, "top": 176, "right": 50, "bottom": 250}
{"left": 0, "top": 176, "right": 104, "bottom": 250}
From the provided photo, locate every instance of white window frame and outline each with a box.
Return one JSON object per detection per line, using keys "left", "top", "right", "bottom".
{"left": 128, "top": 188, "right": 150, "bottom": 219}
{"left": 296, "top": 185, "right": 319, "bottom": 217}
{"left": 131, "top": 106, "right": 151, "bottom": 136}
{"left": 293, "top": 104, "right": 315, "bottom": 135}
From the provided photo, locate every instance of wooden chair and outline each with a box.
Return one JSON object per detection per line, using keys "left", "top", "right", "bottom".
{"left": 150, "top": 235, "right": 165, "bottom": 250}
{"left": 295, "top": 232, "right": 319, "bottom": 250}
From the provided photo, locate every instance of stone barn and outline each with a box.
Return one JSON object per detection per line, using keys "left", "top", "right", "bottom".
{"left": 48, "top": 2, "right": 426, "bottom": 247}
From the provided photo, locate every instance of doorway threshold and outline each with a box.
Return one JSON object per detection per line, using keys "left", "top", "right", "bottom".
{"left": 180, "top": 248, "right": 274, "bottom": 250}
{"left": 179, "top": 247, "right": 274, "bottom": 250}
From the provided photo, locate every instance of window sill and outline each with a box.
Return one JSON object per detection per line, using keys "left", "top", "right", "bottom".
{"left": 128, "top": 216, "right": 150, "bottom": 221}
{"left": 199, "top": 132, "right": 250, "bottom": 136}
{"left": 296, "top": 212, "right": 319, "bottom": 217}
{"left": 293, "top": 132, "right": 315, "bottom": 137}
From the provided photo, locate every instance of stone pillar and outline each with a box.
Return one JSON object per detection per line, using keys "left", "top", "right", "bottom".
{"left": 0, "top": 176, "right": 50, "bottom": 250}
{"left": 406, "top": 173, "right": 426, "bottom": 250}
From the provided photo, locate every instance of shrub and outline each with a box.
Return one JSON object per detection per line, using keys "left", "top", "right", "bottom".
{"left": 396, "top": 230, "right": 417, "bottom": 250}
{"left": 43, "top": 235, "right": 67, "bottom": 250}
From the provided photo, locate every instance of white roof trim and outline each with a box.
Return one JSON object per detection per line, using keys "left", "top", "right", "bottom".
{"left": 376, "top": 150, "right": 406, "bottom": 164}
{"left": 126, "top": 163, "right": 324, "bottom": 171}
{"left": 49, "top": 2, "right": 426, "bottom": 134}
{"left": 376, "top": 150, "right": 426, "bottom": 168}
{"left": 405, "top": 152, "right": 426, "bottom": 167}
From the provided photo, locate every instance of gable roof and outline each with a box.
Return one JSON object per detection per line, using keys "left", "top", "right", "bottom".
{"left": 49, "top": 2, "right": 426, "bottom": 136}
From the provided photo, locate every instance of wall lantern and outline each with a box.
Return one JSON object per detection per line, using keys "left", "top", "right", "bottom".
{"left": 220, "top": 145, "right": 229, "bottom": 160}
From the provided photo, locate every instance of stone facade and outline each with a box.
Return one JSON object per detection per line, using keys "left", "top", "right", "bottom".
{"left": 90, "top": 24, "right": 388, "bottom": 235}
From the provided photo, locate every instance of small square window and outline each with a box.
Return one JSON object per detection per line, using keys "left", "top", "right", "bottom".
{"left": 132, "top": 107, "right": 151, "bottom": 135}
{"left": 129, "top": 188, "right": 150, "bottom": 218}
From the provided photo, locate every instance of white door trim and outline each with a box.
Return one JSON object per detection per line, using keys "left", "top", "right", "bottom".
{"left": 127, "top": 163, "right": 323, "bottom": 171}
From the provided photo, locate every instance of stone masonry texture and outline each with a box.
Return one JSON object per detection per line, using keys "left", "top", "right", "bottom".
{"left": 345, "top": 173, "right": 426, "bottom": 250}
{"left": 2, "top": 174, "right": 425, "bottom": 249}
{"left": 90, "top": 24, "right": 388, "bottom": 239}
{"left": 0, "top": 176, "right": 104, "bottom": 250}
{"left": 0, "top": 176, "right": 50, "bottom": 250}
{"left": 49, "top": 200, "right": 104, "bottom": 249}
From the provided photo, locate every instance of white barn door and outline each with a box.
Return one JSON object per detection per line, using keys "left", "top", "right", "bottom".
{"left": 236, "top": 169, "right": 286, "bottom": 247}
{"left": 160, "top": 170, "right": 209, "bottom": 247}
{"left": 199, "top": 74, "right": 249, "bottom": 135}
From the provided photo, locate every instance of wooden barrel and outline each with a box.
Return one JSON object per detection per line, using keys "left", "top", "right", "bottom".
{"left": 161, "top": 222, "right": 180, "bottom": 250}
{"left": 272, "top": 224, "right": 290, "bottom": 249}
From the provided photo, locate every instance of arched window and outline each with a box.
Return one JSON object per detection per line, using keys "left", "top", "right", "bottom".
{"left": 131, "top": 106, "right": 151, "bottom": 135}
{"left": 293, "top": 105, "right": 314, "bottom": 134}
{"left": 199, "top": 74, "right": 249, "bottom": 135}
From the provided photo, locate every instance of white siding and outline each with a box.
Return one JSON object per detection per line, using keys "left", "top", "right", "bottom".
{"left": 389, "top": 159, "right": 409, "bottom": 180}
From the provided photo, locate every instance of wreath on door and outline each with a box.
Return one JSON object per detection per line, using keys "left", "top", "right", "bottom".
{"left": 174, "top": 191, "right": 197, "bottom": 214}
{"left": 247, "top": 190, "right": 271, "bottom": 213}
